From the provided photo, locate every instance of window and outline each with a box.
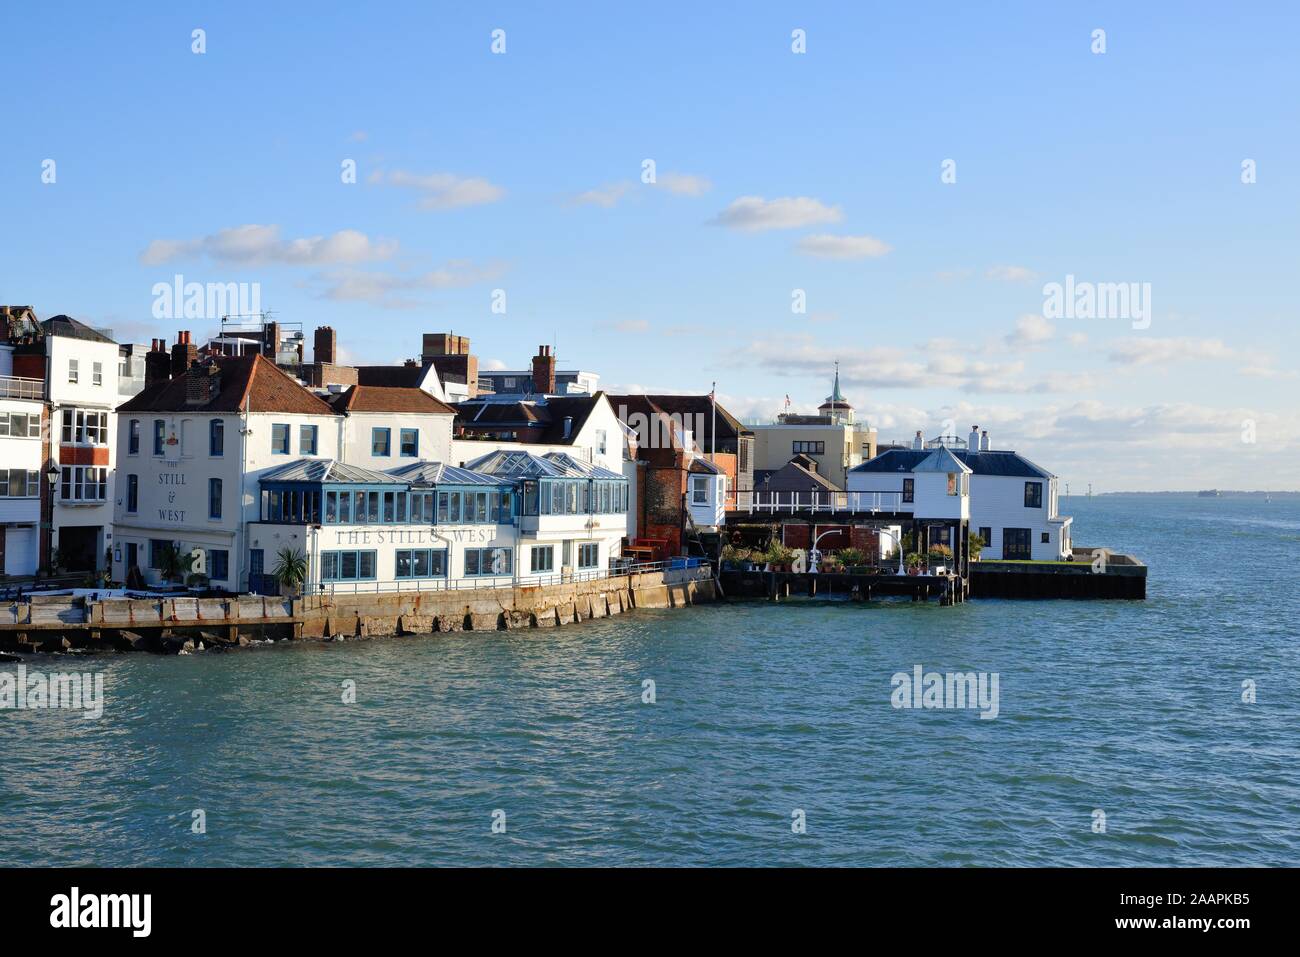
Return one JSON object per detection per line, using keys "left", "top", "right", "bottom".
{"left": 153, "top": 419, "right": 165, "bottom": 456}
{"left": 0, "top": 469, "right": 40, "bottom": 498}
{"left": 209, "top": 549, "right": 229, "bottom": 582}
{"left": 300, "top": 424, "right": 318, "bottom": 455}
{"left": 271, "top": 423, "right": 290, "bottom": 455}
{"left": 691, "top": 476, "right": 709, "bottom": 504}
{"left": 129, "top": 419, "right": 140, "bottom": 454}
{"left": 793, "top": 440, "right": 825, "bottom": 455}
{"left": 0, "top": 413, "right": 40, "bottom": 438}
{"left": 1024, "top": 481, "right": 1043, "bottom": 509}
{"left": 530, "top": 546, "right": 554, "bottom": 573}
{"left": 399, "top": 428, "right": 418, "bottom": 457}
{"left": 978, "top": 527, "right": 992, "bottom": 548}
{"left": 465, "top": 547, "right": 512, "bottom": 576}
{"left": 395, "top": 548, "right": 448, "bottom": 579}
{"left": 68, "top": 359, "right": 78, "bottom": 384}
{"left": 127, "top": 474, "right": 138, "bottom": 512}
{"left": 209, "top": 419, "right": 224, "bottom": 456}
{"left": 902, "top": 478, "right": 914, "bottom": 503}
{"left": 92, "top": 361, "right": 103, "bottom": 386}
{"left": 1002, "top": 528, "right": 1032, "bottom": 561}
{"left": 209, "top": 478, "right": 222, "bottom": 520}
{"left": 1041, "top": 532, "right": 1050, "bottom": 544}
{"left": 320, "top": 550, "right": 377, "bottom": 581}
{"left": 60, "top": 466, "right": 108, "bottom": 502}
{"left": 578, "top": 543, "right": 599, "bottom": 569}
{"left": 61, "top": 409, "right": 108, "bottom": 444}
{"left": 947, "top": 473, "right": 957, "bottom": 495}
{"left": 149, "top": 539, "right": 170, "bottom": 570}
{"left": 595, "top": 429, "right": 607, "bottom": 455}
{"left": 371, "top": 427, "right": 391, "bottom": 456}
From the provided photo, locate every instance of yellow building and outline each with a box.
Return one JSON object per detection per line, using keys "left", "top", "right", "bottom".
{"left": 749, "top": 368, "right": 877, "bottom": 490}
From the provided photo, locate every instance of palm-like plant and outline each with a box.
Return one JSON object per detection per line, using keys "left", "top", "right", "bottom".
{"left": 271, "top": 547, "right": 308, "bottom": 596}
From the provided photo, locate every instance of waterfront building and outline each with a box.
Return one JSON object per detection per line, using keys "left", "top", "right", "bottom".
{"left": 604, "top": 393, "right": 752, "bottom": 555}
{"left": 847, "top": 427, "right": 1073, "bottom": 560}
{"left": 112, "top": 351, "right": 344, "bottom": 590}
{"left": 254, "top": 459, "right": 520, "bottom": 592}
{"left": 749, "top": 369, "right": 877, "bottom": 491}
{"left": 0, "top": 338, "right": 45, "bottom": 577}
{"left": 41, "top": 316, "right": 121, "bottom": 573}
{"left": 463, "top": 449, "right": 630, "bottom": 581}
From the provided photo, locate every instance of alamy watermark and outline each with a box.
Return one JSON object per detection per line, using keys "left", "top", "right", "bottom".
{"left": 1, "top": 665, "right": 104, "bottom": 719}
{"left": 1042, "top": 274, "right": 1151, "bottom": 330}
{"left": 891, "top": 665, "right": 999, "bottom": 719}
{"left": 152, "top": 274, "right": 262, "bottom": 320}
{"left": 618, "top": 404, "right": 709, "bottom": 451}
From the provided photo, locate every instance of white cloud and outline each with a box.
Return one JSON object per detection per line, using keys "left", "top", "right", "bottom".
{"left": 140, "top": 225, "right": 397, "bottom": 267}
{"left": 1005, "top": 313, "right": 1055, "bottom": 347}
{"left": 710, "top": 195, "right": 844, "bottom": 232}
{"left": 1105, "top": 337, "right": 1235, "bottom": 366}
{"left": 570, "top": 182, "right": 633, "bottom": 208}
{"left": 795, "top": 233, "right": 892, "bottom": 259}
{"left": 370, "top": 169, "right": 506, "bottom": 209}
{"left": 316, "top": 260, "right": 507, "bottom": 307}
{"left": 986, "top": 265, "right": 1038, "bottom": 282}
{"left": 480, "top": 358, "right": 508, "bottom": 371}
{"left": 348, "top": 130, "right": 368, "bottom": 143}
{"left": 654, "top": 172, "right": 713, "bottom": 196}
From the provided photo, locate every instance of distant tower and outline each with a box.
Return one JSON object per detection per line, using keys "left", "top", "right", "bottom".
{"left": 818, "top": 362, "right": 854, "bottom": 425}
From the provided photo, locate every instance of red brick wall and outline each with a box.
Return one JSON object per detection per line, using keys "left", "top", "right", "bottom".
{"left": 59, "top": 445, "right": 109, "bottom": 466}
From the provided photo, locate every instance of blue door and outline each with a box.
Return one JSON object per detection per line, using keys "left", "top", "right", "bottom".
{"left": 249, "top": 548, "right": 273, "bottom": 595}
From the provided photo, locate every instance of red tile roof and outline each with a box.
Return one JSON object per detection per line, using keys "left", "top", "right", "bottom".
{"left": 118, "top": 355, "right": 336, "bottom": 415}
{"left": 329, "top": 384, "right": 456, "bottom": 415}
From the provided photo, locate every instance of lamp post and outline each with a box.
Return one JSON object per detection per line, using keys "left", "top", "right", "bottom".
{"left": 42, "top": 461, "right": 59, "bottom": 574}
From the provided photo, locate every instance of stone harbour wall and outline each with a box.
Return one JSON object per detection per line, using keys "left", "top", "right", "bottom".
{"left": 0, "top": 568, "right": 718, "bottom": 653}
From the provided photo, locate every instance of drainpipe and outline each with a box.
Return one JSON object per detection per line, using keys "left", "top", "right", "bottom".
{"left": 237, "top": 409, "right": 250, "bottom": 591}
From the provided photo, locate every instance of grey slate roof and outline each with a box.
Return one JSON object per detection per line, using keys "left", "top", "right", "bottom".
{"left": 41, "top": 315, "right": 116, "bottom": 344}
{"left": 260, "top": 459, "right": 401, "bottom": 484}
{"left": 464, "top": 449, "right": 624, "bottom": 480}
{"left": 849, "top": 447, "right": 1052, "bottom": 479}
{"left": 387, "top": 461, "right": 505, "bottom": 486}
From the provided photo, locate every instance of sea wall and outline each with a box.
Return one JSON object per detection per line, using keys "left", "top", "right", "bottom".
{"left": 0, "top": 567, "right": 717, "bottom": 652}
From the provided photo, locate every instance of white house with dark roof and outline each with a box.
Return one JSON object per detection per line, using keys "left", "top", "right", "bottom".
{"left": 464, "top": 449, "right": 629, "bottom": 580}
{"left": 847, "top": 427, "right": 1072, "bottom": 561}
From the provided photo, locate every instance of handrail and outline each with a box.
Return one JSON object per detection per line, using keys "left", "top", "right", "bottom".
{"left": 731, "top": 490, "right": 906, "bottom": 514}
{"left": 311, "top": 559, "right": 711, "bottom": 596}
{"left": 0, "top": 375, "right": 43, "bottom": 400}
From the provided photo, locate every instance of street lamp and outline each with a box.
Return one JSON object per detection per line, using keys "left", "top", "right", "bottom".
{"left": 45, "top": 462, "right": 60, "bottom": 487}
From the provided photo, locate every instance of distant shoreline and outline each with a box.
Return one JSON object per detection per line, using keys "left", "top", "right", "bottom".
{"left": 1086, "top": 490, "right": 1300, "bottom": 497}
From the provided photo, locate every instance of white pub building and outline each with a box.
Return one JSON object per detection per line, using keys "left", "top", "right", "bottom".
{"left": 113, "top": 353, "right": 629, "bottom": 593}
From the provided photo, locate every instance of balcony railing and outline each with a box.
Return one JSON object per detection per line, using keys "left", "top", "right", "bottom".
{"left": 311, "top": 558, "right": 709, "bottom": 595}
{"left": 0, "top": 375, "right": 43, "bottom": 400}
{"left": 732, "top": 490, "right": 906, "bottom": 514}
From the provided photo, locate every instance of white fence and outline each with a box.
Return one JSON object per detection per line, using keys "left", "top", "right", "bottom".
{"left": 732, "top": 491, "right": 906, "bottom": 514}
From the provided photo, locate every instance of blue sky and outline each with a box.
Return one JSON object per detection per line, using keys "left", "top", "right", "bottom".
{"left": 2, "top": 1, "right": 1296, "bottom": 489}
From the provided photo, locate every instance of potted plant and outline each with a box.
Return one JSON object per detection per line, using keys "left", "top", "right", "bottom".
{"left": 969, "top": 532, "right": 985, "bottom": 562}
{"left": 157, "top": 542, "right": 195, "bottom": 587}
{"left": 926, "top": 544, "right": 953, "bottom": 571}
{"left": 271, "top": 547, "right": 308, "bottom": 598}
{"left": 837, "top": 547, "right": 868, "bottom": 573}
{"left": 905, "top": 552, "right": 924, "bottom": 576}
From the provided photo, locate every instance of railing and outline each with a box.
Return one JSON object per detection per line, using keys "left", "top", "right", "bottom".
{"left": 731, "top": 490, "right": 907, "bottom": 514}
{"left": 313, "top": 559, "right": 710, "bottom": 596}
{"left": 0, "top": 375, "right": 43, "bottom": 400}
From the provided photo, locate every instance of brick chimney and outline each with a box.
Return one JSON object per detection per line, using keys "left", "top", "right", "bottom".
{"left": 314, "top": 326, "right": 337, "bottom": 365}
{"left": 145, "top": 338, "right": 171, "bottom": 386}
{"left": 170, "top": 331, "right": 198, "bottom": 378}
{"left": 186, "top": 363, "right": 221, "bottom": 406}
{"left": 264, "top": 321, "right": 280, "bottom": 360}
{"left": 531, "top": 345, "right": 556, "bottom": 395}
